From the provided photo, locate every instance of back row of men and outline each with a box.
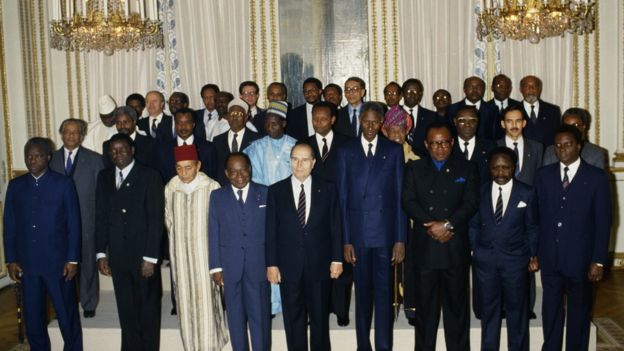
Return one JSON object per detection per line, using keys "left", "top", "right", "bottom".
{"left": 5, "top": 73, "right": 611, "bottom": 351}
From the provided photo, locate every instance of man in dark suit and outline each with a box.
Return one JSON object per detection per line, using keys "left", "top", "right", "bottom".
{"left": 155, "top": 108, "right": 218, "bottom": 182}
{"left": 303, "top": 101, "right": 353, "bottom": 326}
{"left": 519, "top": 75, "right": 561, "bottom": 147}
{"left": 334, "top": 77, "right": 366, "bottom": 137}
{"left": 102, "top": 106, "right": 156, "bottom": 169}
{"left": 137, "top": 90, "right": 176, "bottom": 143}
{"left": 193, "top": 83, "right": 220, "bottom": 141}
{"left": 50, "top": 118, "right": 104, "bottom": 318}
{"left": 469, "top": 147, "right": 538, "bottom": 351}
{"left": 336, "top": 102, "right": 406, "bottom": 351}
{"left": 446, "top": 76, "right": 498, "bottom": 140}
{"left": 240, "top": 81, "right": 266, "bottom": 134}
{"left": 323, "top": 83, "right": 343, "bottom": 109}
{"left": 485, "top": 74, "right": 521, "bottom": 139}
{"left": 266, "top": 143, "right": 343, "bottom": 350}
{"left": 167, "top": 91, "right": 189, "bottom": 116}
{"left": 96, "top": 133, "right": 164, "bottom": 351}
{"left": 213, "top": 97, "right": 261, "bottom": 185}
{"left": 497, "top": 105, "right": 543, "bottom": 186}
{"left": 402, "top": 121, "right": 479, "bottom": 351}
{"left": 401, "top": 78, "right": 437, "bottom": 157}
{"left": 452, "top": 106, "right": 495, "bottom": 185}
{"left": 535, "top": 125, "right": 612, "bottom": 350}
{"left": 286, "top": 77, "right": 323, "bottom": 141}
{"left": 543, "top": 107, "right": 608, "bottom": 170}
{"left": 4, "top": 137, "right": 83, "bottom": 351}
{"left": 209, "top": 152, "right": 271, "bottom": 351}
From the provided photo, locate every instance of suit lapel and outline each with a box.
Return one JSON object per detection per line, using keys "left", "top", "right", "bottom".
{"left": 307, "top": 178, "right": 321, "bottom": 227}
{"left": 69, "top": 148, "right": 81, "bottom": 178}
{"left": 502, "top": 183, "right": 521, "bottom": 224}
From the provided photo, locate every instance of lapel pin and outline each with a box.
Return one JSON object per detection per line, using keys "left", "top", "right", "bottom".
{"left": 126, "top": 183, "right": 130, "bottom": 187}
{"left": 446, "top": 168, "right": 450, "bottom": 173}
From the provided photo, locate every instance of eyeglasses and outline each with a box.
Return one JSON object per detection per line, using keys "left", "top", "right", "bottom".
{"left": 384, "top": 91, "right": 400, "bottom": 96}
{"left": 456, "top": 118, "right": 478, "bottom": 125}
{"left": 404, "top": 89, "right": 421, "bottom": 95}
{"left": 229, "top": 111, "right": 246, "bottom": 117}
{"left": 434, "top": 95, "right": 450, "bottom": 101}
{"left": 344, "top": 87, "right": 362, "bottom": 94}
{"left": 427, "top": 140, "right": 452, "bottom": 149}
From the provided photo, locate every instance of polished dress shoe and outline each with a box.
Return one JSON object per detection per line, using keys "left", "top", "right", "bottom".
{"left": 171, "top": 307, "right": 177, "bottom": 315}
{"left": 337, "top": 316, "right": 350, "bottom": 327}
{"left": 83, "top": 310, "right": 96, "bottom": 318}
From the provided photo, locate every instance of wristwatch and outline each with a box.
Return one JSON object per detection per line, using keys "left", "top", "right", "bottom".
{"left": 444, "top": 220, "right": 454, "bottom": 231}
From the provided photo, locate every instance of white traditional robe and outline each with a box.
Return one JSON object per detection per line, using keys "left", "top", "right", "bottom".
{"left": 164, "top": 172, "right": 228, "bottom": 351}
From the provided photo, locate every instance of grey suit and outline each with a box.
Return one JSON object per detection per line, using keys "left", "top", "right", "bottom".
{"left": 496, "top": 137, "right": 543, "bottom": 186}
{"left": 50, "top": 146, "right": 104, "bottom": 312}
{"left": 543, "top": 141, "right": 608, "bottom": 170}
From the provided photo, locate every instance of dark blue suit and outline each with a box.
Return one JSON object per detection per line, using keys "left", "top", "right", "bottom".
{"left": 137, "top": 114, "right": 176, "bottom": 143}
{"left": 535, "top": 160, "right": 612, "bottom": 351}
{"left": 336, "top": 136, "right": 406, "bottom": 351}
{"left": 208, "top": 182, "right": 271, "bottom": 351}
{"left": 4, "top": 170, "right": 83, "bottom": 351}
{"left": 469, "top": 181, "right": 538, "bottom": 351}
{"left": 446, "top": 99, "right": 499, "bottom": 140}
{"left": 521, "top": 100, "right": 561, "bottom": 147}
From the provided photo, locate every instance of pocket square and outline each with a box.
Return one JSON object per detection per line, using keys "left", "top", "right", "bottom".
{"left": 517, "top": 201, "right": 527, "bottom": 208}
{"left": 455, "top": 177, "right": 466, "bottom": 183}
{"left": 259, "top": 204, "right": 267, "bottom": 208}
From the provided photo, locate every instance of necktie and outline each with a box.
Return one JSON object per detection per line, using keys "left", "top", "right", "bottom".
{"left": 116, "top": 171, "right": 124, "bottom": 190}
{"left": 65, "top": 151, "right": 73, "bottom": 175}
{"left": 237, "top": 189, "right": 244, "bottom": 207}
{"left": 530, "top": 105, "right": 537, "bottom": 124}
{"left": 321, "top": 137, "right": 328, "bottom": 161}
{"left": 513, "top": 142, "right": 520, "bottom": 176}
{"left": 297, "top": 184, "right": 306, "bottom": 227}
{"left": 182, "top": 141, "right": 188, "bottom": 146}
{"left": 463, "top": 141, "right": 470, "bottom": 160}
{"left": 562, "top": 166, "right": 570, "bottom": 189}
{"left": 367, "top": 143, "right": 373, "bottom": 158}
{"left": 232, "top": 133, "right": 239, "bottom": 153}
{"left": 151, "top": 118, "right": 158, "bottom": 138}
{"left": 407, "top": 108, "right": 415, "bottom": 143}
{"left": 351, "top": 109, "right": 358, "bottom": 136}
{"left": 494, "top": 187, "right": 503, "bottom": 224}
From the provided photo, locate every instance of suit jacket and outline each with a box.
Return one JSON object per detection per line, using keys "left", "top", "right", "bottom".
{"left": 304, "top": 132, "right": 352, "bottom": 184}
{"left": 102, "top": 133, "right": 156, "bottom": 169}
{"left": 535, "top": 161, "right": 611, "bottom": 279}
{"left": 406, "top": 105, "right": 437, "bottom": 158}
{"left": 402, "top": 155, "right": 480, "bottom": 269}
{"left": 521, "top": 100, "right": 561, "bottom": 147}
{"left": 452, "top": 138, "right": 495, "bottom": 184}
{"left": 266, "top": 176, "right": 342, "bottom": 282}
{"left": 485, "top": 98, "right": 521, "bottom": 139}
{"left": 155, "top": 138, "right": 218, "bottom": 183}
{"left": 137, "top": 114, "right": 176, "bottom": 143}
{"left": 213, "top": 128, "right": 261, "bottom": 185}
{"left": 469, "top": 181, "right": 538, "bottom": 263}
{"left": 251, "top": 108, "right": 267, "bottom": 136}
{"left": 446, "top": 99, "right": 499, "bottom": 140}
{"left": 50, "top": 147, "right": 104, "bottom": 246}
{"left": 334, "top": 106, "right": 359, "bottom": 138}
{"left": 208, "top": 182, "right": 268, "bottom": 283}
{"left": 4, "top": 170, "right": 81, "bottom": 274}
{"left": 336, "top": 136, "right": 406, "bottom": 247}
{"left": 286, "top": 104, "right": 312, "bottom": 141}
{"left": 496, "top": 137, "right": 543, "bottom": 186}
{"left": 543, "top": 141, "right": 608, "bottom": 170}
{"left": 95, "top": 163, "right": 164, "bottom": 272}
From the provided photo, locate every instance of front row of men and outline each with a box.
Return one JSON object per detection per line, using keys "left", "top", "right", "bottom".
{"left": 3, "top": 101, "right": 611, "bottom": 351}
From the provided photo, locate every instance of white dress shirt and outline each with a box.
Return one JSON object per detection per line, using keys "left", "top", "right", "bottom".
{"left": 314, "top": 130, "right": 334, "bottom": 156}
{"left": 291, "top": 176, "right": 312, "bottom": 223}
{"left": 494, "top": 98, "right": 509, "bottom": 111}
{"left": 177, "top": 135, "right": 194, "bottom": 146}
{"left": 465, "top": 99, "right": 481, "bottom": 110}
{"left": 403, "top": 105, "right": 419, "bottom": 128}
{"left": 228, "top": 128, "right": 247, "bottom": 152}
{"left": 149, "top": 112, "right": 164, "bottom": 128}
{"left": 458, "top": 136, "right": 476, "bottom": 160}
{"left": 491, "top": 179, "right": 513, "bottom": 217}
{"left": 360, "top": 135, "right": 378, "bottom": 156}
{"left": 64, "top": 147, "right": 79, "bottom": 167}
{"left": 505, "top": 135, "right": 525, "bottom": 172}
{"left": 560, "top": 157, "right": 581, "bottom": 183}
{"left": 305, "top": 103, "right": 315, "bottom": 137}
{"left": 523, "top": 100, "right": 540, "bottom": 117}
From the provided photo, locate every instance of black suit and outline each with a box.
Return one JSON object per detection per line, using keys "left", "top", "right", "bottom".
{"left": 334, "top": 106, "right": 360, "bottom": 137}
{"left": 304, "top": 132, "right": 351, "bottom": 184}
{"left": 446, "top": 99, "right": 499, "bottom": 140}
{"left": 251, "top": 108, "right": 267, "bottom": 136}
{"left": 453, "top": 137, "right": 495, "bottom": 185}
{"left": 193, "top": 108, "right": 220, "bottom": 141}
{"left": 213, "top": 128, "right": 261, "bottom": 185}
{"left": 286, "top": 103, "right": 313, "bottom": 141}
{"left": 154, "top": 137, "right": 218, "bottom": 183}
{"left": 137, "top": 114, "right": 176, "bottom": 143}
{"left": 102, "top": 134, "right": 156, "bottom": 169}
{"left": 402, "top": 155, "right": 479, "bottom": 351}
{"left": 485, "top": 98, "right": 521, "bottom": 139}
{"left": 266, "top": 176, "right": 342, "bottom": 351}
{"left": 95, "top": 163, "right": 164, "bottom": 351}
{"left": 405, "top": 105, "right": 437, "bottom": 158}
{"left": 521, "top": 100, "right": 561, "bottom": 147}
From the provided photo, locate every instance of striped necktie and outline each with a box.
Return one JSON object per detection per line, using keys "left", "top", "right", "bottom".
{"left": 297, "top": 184, "right": 306, "bottom": 227}
{"left": 494, "top": 187, "right": 503, "bottom": 224}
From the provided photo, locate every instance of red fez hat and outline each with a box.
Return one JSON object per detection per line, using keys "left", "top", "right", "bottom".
{"left": 174, "top": 145, "right": 199, "bottom": 162}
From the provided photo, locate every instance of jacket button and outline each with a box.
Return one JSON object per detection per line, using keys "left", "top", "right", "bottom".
{"left": 428, "top": 206, "right": 434, "bottom": 211}
{"left": 32, "top": 225, "right": 36, "bottom": 228}
{"left": 122, "top": 209, "right": 126, "bottom": 213}
{"left": 557, "top": 222, "right": 562, "bottom": 227}
{"left": 429, "top": 190, "right": 434, "bottom": 194}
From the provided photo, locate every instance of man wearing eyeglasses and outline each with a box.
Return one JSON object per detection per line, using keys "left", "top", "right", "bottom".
{"left": 239, "top": 81, "right": 265, "bottom": 134}
{"left": 452, "top": 106, "right": 495, "bottom": 186}
{"left": 402, "top": 121, "right": 479, "bottom": 351}
{"left": 401, "top": 78, "right": 436, "bottom": 158}
{"left": 334, "top": 76, "right": 366, "bottom": 137}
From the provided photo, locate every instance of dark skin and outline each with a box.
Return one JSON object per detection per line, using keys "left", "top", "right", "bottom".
{"left": 433, "top": 89, "right": 451, "bottom": 116}
{"left": 215, "top": 93, "right": 232, "bottom": 118}
{"left": 489, "top": 154, "right": 539, "bottom": 272}
{"left": 464, "top": 77, "right": 486, "bottom": 104}
{"left": 311, "top": 106, "right": 336, "bottom": 136}
{"left": 383, "top": 84, "right": 402, "bottom": 108}
{"left": 127, "top": 99, "right": 145, "bottom": 118}
{"left": 520, "top": 76, "right": 542, "bottom": 104}
{"left": 402, "top": 82, "right": 423, "bottom": 108}
{"left": 492, "top": 75, "right": 512, "bottom": 102}
{"left": 100, "top": 112, "right": 116, "bottom": 127}
{"left": 453, "top": 108, "right": 479, "bottom": 142}
{"left": 267, "top": 83, "right": 287, "bottom": 102}
{"left": 115, "top": 113, "right": 137, "bottom": 135}
{"left": 174, "top": 112, "right": 195, "bottom": 140}
{"left": 344, "top": 109, "right": 405, "bottom": 266}
{"left": 98, "top": 140, "right": 156, "bottom": 278}
{"left": 211, "top": 155, "right": 252, "bottom": 286}
{"left": 562, "top": 114, "right": 588, "bottom": 140}
{"left": 323, "top": 86, "right": 343, "bottom": 107}
{"left": 265, "top": 114, "right": 286, "bottom": 139}
{"left": 303, "top": 82, "right": 322, "bottom": 105}
{"left": 423, "top": 128, "right": 455, "bottom": 243}
{"left": 168, "top": 92, "right": 189, "bottom": 116}
{"left": 9, "top": 145, "right": 78, "bottom": 282}
{"left": 227, "top": 106, "right": 248, "bottom": 133}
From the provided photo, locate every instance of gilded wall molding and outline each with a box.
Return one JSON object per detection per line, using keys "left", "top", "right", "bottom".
{"left": 369, "top": 0, "right": 399, "bottom": 101}
{"left": 248, "top": 0, "right": 280, "bottom": 107}
{"left": 28, "top": 0, "right": 43, "bottom": 136}
{"left": 75, "top": 51, "right": 83, "bottom": 120}
{"left": 19, "top": 1, "right": 35, "bottom": 137}
{"left": 65, "top": 51, "right": 74, "bottom": 118}
{"left": 391, "top": 0, "right": 398, "bottom": 82}
{"left": 0, "top": 0, "right": 14, "bottom": 183}
{"left": 250, "top": 0, "right": 258, "bottom": 84}
{"left": 37, "top": 0, "right": 51, "bottom": 138}
{"left": 370, "top": 0, "right": 379, "bottom": 100}
{"left": 594, "top": 0, "right": 600, "bottom": 145}
{"left": 573, "top": 34, "right": 579, "bottom": 106}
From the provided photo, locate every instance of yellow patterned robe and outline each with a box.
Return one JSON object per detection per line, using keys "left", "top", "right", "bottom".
{"left": 164, "top": 172, "right": 228, "bottom": 351}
